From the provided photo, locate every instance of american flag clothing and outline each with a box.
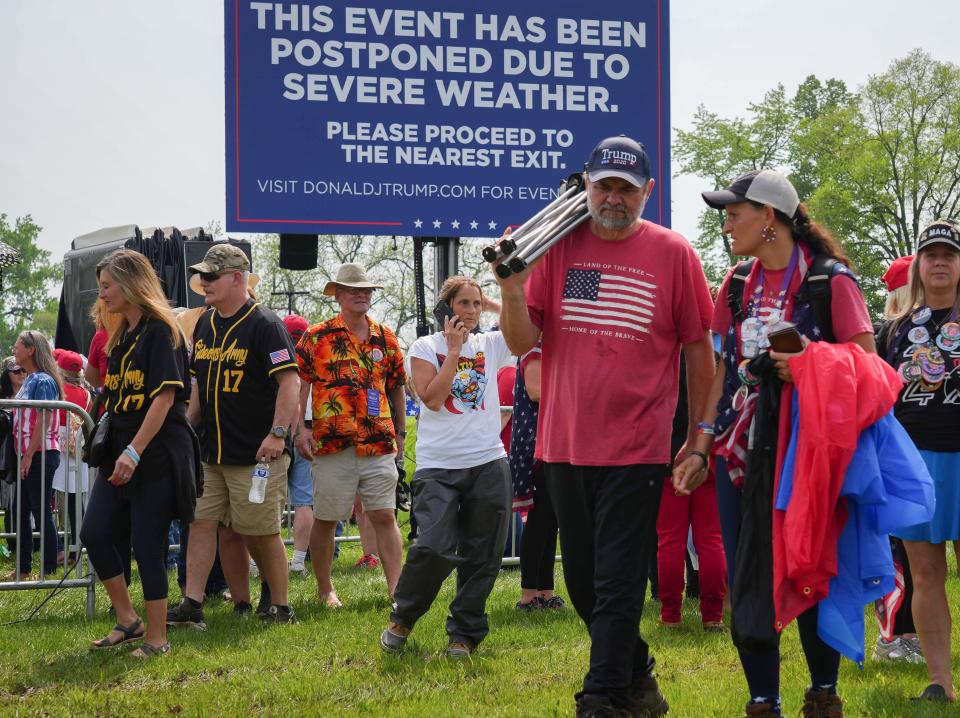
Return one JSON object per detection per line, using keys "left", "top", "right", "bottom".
{"left": 712, "top": 247, "right": 862, "bottom": 486}
{"left": 504, "top": 346, "right": 542, "bottom": 510}
{"left": 14, "top": 372, "right": 61, "bottom": 454}
{"left": 560, "top": 268, "right": 655, "bottom": 338}
{"left": 525, "top": 222, "right": 714, "bottom": 466}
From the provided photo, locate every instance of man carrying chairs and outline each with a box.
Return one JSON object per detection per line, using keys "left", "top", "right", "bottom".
{"left": 493, "top": 136, "right": 716, "bottom": 718}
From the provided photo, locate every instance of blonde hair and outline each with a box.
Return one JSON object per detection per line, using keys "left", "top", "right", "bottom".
{"left": 883, "top": 285, "right": 912, "bottom": 320}
{"left": 17, "top": 331, "right": 64, "bottom": 399}
{"left": 96, "top": 249, "right": 185, "bottom": 353}
{"left": 437, "top": 276, "right": 484, "bottom": 307}
{"left": 889, "top": 249, "right": 960, "bottom": 335}
{"left": 89, "top": 297, "right": 124, "bottom": 337}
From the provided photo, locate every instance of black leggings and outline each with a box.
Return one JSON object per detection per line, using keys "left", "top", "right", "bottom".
{"left": 16, "top": 451, "right": 61, "bottom": 574}
{"left": 739, "top": 603, "right": 841, "bottom": 701}
{"left": 80, "top": 470, "right": 176, "bottom": 601}
{"left": 519, "top": 469, "right": 558, "bottom": 591}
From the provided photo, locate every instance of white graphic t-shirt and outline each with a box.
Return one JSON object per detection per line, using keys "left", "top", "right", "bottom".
{"left": 408, "top": 330, "right": 514, "bottom": 470}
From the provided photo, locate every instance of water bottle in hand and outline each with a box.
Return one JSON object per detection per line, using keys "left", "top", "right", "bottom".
{"left": 249, "top": 461, "right": 270, "bottom": 504}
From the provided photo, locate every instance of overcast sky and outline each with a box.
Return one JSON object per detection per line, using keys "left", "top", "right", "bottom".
{"left": 2, "top": 1, "right": 959, "bottom": 262}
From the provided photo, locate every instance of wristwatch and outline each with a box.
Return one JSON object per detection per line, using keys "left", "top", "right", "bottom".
{"left": 270, "top": 425, "right": 289, "bottom": 439}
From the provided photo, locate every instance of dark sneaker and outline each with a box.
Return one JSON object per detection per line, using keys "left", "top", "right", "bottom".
{"left": 575, "top": 693, "right": 630, "bottom": 718}
{"left": 233, "top": 601, "right": 252, "bottom": 619}
{"left": 515, "top": 599, "right": 539, "bottom": 612}
{"left": 446, "top": 641, "right": 474, "bottom": 659}
{"left": 380, "top": 623, "right": 409, "bottom": 654}
{"left": 628, "top": 671, "right": 669, "bottom": 717}
{"left": 262, "top": 605, "right": 297, "bottom": 624}
{"left": 540, "top": 595, "right": 566, "bottom": 611}
{"left": 166, "top": 599, "right": 207, "bottom": 631}
{"left": 801, "top": 688, "right": 843, "bottom": 718}
{"left": 255, "top": 582, "right": 272, "bottom": 618}
{"left": 744, "top": 702, "right": 780, "bottom": 718}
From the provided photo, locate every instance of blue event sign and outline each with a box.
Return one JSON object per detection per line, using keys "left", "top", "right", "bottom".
{"left": 225, "top": 1, "right": 670, "bottom": 236}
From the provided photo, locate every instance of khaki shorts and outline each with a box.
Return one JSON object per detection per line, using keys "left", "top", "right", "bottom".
{"left": 194, "top": 454, "right": 290, "bottom": 536}
{"left": 311, "top": 450, "right": 397, "bottom": 521}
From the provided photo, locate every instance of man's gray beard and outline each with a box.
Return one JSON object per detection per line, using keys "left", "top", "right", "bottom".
{"left": 587, "top": 192, "right": 646, "bottom": 230}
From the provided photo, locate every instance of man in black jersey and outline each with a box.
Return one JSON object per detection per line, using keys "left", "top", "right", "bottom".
{"left": 168, "top": 244, "right": 301, "bottom": 626}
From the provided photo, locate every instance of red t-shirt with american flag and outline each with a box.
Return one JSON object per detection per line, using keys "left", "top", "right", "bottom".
{"left": 525, "top": 221, "right": 713, "bottom": 466}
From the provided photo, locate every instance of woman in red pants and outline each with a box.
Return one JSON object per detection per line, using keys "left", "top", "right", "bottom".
{"left": 656, "top": 460, "right": 726, "bottom": 629}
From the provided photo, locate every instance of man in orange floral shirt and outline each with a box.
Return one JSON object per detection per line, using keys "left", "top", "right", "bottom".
{"left": 294, "top": 263, "right": 406, "bottom": 606}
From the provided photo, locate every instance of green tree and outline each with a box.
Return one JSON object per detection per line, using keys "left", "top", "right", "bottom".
{"left": 0, "top": 214, "right": 62, "bottom": 353}
{"left": 675, "top": 50, "right": 960, "bottom": 318}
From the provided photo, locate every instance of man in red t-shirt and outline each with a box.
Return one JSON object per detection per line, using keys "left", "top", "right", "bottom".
{"left": 495, "top": 136, "right": 715, "bottom": 717}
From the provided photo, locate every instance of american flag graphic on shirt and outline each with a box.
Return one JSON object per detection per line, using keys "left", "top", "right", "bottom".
{"left": 561, "top": 267, "right": 656, "bottom": 337}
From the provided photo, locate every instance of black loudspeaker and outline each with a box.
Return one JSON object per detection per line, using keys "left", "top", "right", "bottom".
{"left": 182, "top": 239, "right": 253, "bottom": 309}
{"left": 58, "top": 225, "right": 142, "bottom": 354}
{"left": 279, "top": 234, "right": 319, "bottom": 270}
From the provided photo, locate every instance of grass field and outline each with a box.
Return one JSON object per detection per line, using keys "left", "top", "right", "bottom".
{"left": 1, "top": 531, "right": 958, "bottom": 718}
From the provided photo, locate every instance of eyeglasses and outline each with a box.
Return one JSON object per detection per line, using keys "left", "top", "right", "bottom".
{"left": 198, "top": 271, "right": 231, "bottom": 283}
{"left": 342, "top": 287, "right": 374, "bottom": 295}
{"left": 7, "top": 367, "right": 23, "bottom": 375}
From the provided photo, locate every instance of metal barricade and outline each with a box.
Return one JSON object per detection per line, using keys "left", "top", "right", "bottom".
{"left": 0, "top": 399, "right": 97, "bottom": 617}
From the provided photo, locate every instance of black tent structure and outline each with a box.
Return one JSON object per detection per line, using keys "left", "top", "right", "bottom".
{"left": 55, "top": 226, "right": 251, "bottom": 354}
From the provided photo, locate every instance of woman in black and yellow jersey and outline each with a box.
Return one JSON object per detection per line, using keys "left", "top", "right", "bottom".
{"left": 80, "top": 249, "right": 197, "bottom": 658}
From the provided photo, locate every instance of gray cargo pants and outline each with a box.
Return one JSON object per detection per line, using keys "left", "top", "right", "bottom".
{"left": 390, "top": 458, "right": 511, "bottom": 647}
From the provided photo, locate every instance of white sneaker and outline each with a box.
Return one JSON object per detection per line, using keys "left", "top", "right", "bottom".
{"left": 289, "top": 560, "right": 308, "bottom": 576}
{"left": 249, "top": 559, "right": 259, "bottom": 578}
{"left": 872, "top": 635, "right": 924, "bottom": 664}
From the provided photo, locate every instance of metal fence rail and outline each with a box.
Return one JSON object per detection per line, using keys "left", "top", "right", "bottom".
{"left": 0, "top": 399, "right": 97, "bottom": 617}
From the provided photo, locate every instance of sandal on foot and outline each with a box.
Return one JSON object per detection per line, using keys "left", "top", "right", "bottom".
{"left": 91, "top": 618, "right": 144, "bottom": 650}
{"left": 912, "top": 684, "right": 949, "bottom": 702}
{"left": 131, "top": 641, "right": 171, "bottom": 659}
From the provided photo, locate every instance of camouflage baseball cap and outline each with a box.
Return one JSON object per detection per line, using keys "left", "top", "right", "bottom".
{"left": 188, "top": 243, "right": 250, "bottom": 274}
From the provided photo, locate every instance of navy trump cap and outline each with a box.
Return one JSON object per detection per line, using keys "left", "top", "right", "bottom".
{"left": 584, "top": 136, "right": 651, "bottom": 188}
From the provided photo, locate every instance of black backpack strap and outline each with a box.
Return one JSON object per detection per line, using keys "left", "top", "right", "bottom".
{"left": 794, "top": 255, "right": 844, "bottom": 343}
{"left": 727, "top": 259, "right": 756, "bottom": 323}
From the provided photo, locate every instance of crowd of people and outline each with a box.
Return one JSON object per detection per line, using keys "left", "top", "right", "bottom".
{"left": 0, "top": 135, "right": 957, "bottom": 717}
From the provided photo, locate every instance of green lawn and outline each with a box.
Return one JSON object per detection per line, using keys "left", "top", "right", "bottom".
{"left": 1, "top": 535, "right": 958, "bottom": 717}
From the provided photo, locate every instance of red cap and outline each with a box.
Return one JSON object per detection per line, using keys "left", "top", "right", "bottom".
{"left": 282, "top": 314, "right": 309, "bottom": 341}
{"left": 882, "top": 255, "right": 914, "bottom": 292}
{"left": 56, "top": 350, "right": 84, "bottom": 373}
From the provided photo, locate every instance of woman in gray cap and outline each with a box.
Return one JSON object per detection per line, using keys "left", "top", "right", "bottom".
{"left": 675, "top": 170, "right": 876, "bottom": 718}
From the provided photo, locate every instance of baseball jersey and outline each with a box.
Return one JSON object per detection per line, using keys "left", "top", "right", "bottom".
{"left": 102, "top": 318, "right": 188, "bottom": 420}
{"left": 191, "top": 300, "right": 298, "bottom": 465}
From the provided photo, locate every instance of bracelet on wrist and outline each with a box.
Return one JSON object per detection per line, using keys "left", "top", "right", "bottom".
{"left": 696, "top": 421, "right": 716, "bottom": 436}
{"left": 123, "top": 445, "right": 141, "bottom": 465}
{"left": 689, "top": 450, "right": 709, "bottom": 470}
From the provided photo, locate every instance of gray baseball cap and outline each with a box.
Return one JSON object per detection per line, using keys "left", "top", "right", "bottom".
{"left": 702, "top": 169, "right": 800, "bottom": 218}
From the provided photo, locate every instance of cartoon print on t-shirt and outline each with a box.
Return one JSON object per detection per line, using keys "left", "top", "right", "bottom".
{"left": 561, "top": 264, "right": 656, "bottom": 342}
{"left": 436, "top": 351, "right": 487, "bottom": 413}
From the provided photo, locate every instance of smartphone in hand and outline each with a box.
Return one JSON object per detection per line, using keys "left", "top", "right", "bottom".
{"left": 767, "top": 321, "right": 804, "bottom": 353}
{"left": 433, "top": 300, "right": 456, "bottom": 329}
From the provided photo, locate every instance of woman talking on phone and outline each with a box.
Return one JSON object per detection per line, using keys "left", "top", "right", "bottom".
{"left": 79, "top": 249, "right": 196, "bottom": 658}
{"left": 674, "top": 171, "right": 875, "bottom": 718}
{"left": 379, "top": 275, "right": 514, "bottom": 659}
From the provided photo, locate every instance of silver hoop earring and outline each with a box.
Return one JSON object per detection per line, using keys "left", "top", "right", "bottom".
{"left": 761, "top": 225, "right": 776, "bottom": 243}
